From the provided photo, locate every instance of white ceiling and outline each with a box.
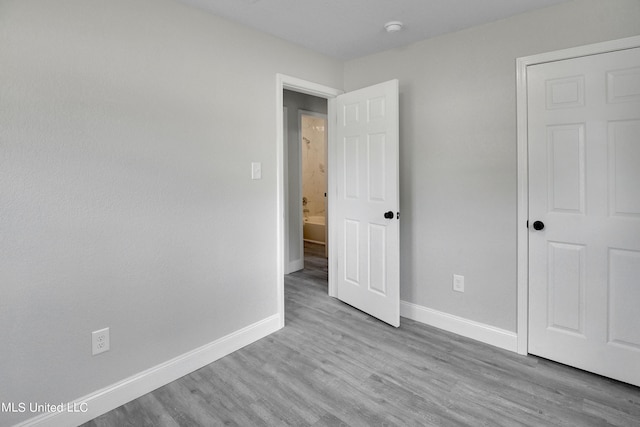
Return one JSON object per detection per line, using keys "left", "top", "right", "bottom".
{"left": 176, "top": 0, "right": 571, "bottom": 60}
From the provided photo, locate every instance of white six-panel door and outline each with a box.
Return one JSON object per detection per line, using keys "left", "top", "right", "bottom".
{"left": 335, "top": 80, "right": 400, "bottom": 327}
{"left": 528, "top": 47, "right": 640, "bottom": 386}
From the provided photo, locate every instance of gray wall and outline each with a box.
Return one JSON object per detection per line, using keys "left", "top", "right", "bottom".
{"left": 283, "top": 90, "right": 327, "bottom": 271}
{"left": 2, "top": 0, "right": 639, "bottom": 424}
{"left": 344, "top": 0, "right": 640, "bottom": 332}
{"left": 0, "top": 0, "right": 342, "bottom": 425}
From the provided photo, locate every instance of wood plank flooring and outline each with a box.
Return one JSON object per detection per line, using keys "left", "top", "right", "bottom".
{"left": 84, "top": 242, "right": 640, "bottom": 426}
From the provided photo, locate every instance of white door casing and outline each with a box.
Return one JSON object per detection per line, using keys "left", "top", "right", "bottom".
{"left": 334, "top": 79, "right": 400, "bottom": 327}
{"left": 277, "top": 74, "right": 342, "bottom": 328}
{"left": 527, "top": 47, "right": 640, "bottom": 386}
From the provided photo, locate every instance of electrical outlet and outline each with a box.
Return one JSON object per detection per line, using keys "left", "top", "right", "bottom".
{"left": 92, "top": 328, "right": 110, "bottom": 356}
{"left": 453, "top": 274, "right": 465, "bottom": 293}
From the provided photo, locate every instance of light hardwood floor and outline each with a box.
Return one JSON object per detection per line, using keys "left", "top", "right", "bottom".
{"left": 84, "top": 243, "right": 640, "bottom": 426}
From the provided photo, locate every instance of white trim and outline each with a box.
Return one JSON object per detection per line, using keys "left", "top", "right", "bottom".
{"left": 401, "top": 301, "right": 518, "bottom": 353}
{"left": 17, "top": 315, "right": 281, "bottom": 427}
{"left": 288, "top": 259, "right": 304, "bottom": 273}
{"left": 278, "top": 75, "right": 342, "bottom": 99}
{"left": 515, "top": 49, "right": 530, "bottom": 356}
{"left": 516, "top": 35, "right": 640, "bottom": 356}
{"left": 276, "top": 74, "right": 342, "bottom": 319}
{"left": 326, "top": 98, "right": 337, "bottom": 297}
{"left": 283, "top": 106, "right": 292, "bottom": 274}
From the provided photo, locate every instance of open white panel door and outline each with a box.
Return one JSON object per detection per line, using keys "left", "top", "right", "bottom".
{"left": 335, "top": 79, "right": 400, "bottom": 327}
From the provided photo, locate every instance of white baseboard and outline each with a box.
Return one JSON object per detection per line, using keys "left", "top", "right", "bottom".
{"left": 400, "top": 301, "right": 518, "bottom": 353}
{"left": 17, "top": 314, "right": 282, "bottom": 427}
{"left": 287, "top": 259, "right": 304, "bottom": 274}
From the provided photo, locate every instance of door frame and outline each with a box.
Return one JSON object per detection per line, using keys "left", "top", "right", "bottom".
{"left": 515, "top": 35, "right": 640, "bottom": 355}
{"left": 276, "top": 74, "right": 342, "bottom": 328}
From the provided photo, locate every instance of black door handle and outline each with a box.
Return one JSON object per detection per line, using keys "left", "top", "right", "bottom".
{"left": 532, "top": 221, "right": 545, "bottom": 231}
{"left": 384, "top": 211, "right": 394, "bottom": 219}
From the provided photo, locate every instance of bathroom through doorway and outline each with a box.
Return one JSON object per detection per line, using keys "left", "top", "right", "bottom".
{"left": 300, "top": 111, "right": 328, "bottom": 258}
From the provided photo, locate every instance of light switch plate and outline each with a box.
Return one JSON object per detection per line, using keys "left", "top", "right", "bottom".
{"left": 251, "top": 162, "right": 262, "bottom": 180}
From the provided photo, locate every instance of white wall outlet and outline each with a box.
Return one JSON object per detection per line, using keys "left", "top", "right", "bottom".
{"left": 92, "top": 327, "right": 110, "bottom": 355}
{"left": 251, "top": 162, "right": 262, "bottom": 180}
{"left": 453, "top": 274, "right": 465, "bottom": 293}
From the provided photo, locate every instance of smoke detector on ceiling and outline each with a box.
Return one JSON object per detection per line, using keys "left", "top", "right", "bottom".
{"left": 384, "top": 21, "right": 404, "bottom": 33}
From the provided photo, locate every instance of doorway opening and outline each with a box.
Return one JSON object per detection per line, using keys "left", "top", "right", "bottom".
{"left": 283, "top": 91, "right": 328, "bottom": 274}
{"left": 277, "top": 75, "right": 401, "bottom": 328}
{"left": 276, "top": 75, "right": 342, "bottom": 328}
